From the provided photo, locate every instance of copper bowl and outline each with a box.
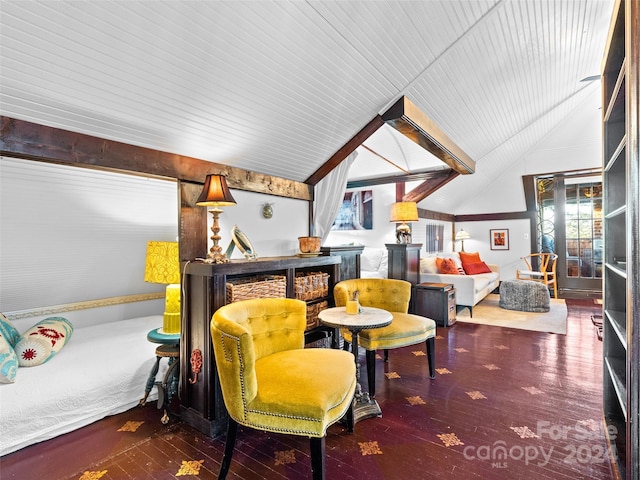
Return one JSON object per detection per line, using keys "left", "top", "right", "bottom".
{"left": 298, "top": 236, "right": 321, "bottom": 253}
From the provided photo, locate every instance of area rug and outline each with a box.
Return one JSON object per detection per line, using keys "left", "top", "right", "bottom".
{"left": 456, "top": 294, "right": 567, "bottom": 334}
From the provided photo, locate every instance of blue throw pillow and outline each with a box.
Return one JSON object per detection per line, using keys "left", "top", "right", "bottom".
{"left": 15, "top": 317, "right": 73, "bottom": 367}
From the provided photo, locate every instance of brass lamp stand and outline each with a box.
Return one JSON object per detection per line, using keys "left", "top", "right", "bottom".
{"left": 196, "top": 174, "right": 237, "bottom": 264}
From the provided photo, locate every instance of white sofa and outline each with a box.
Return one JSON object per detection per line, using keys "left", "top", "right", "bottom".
{"left": 359, "top": 248, "right": 499, "bottom": 315}
{"left": 419, "top": 253, "right": 500, "bottom": 315}
{"left": 360, "top": 246, "right": 389, "bottom": 279}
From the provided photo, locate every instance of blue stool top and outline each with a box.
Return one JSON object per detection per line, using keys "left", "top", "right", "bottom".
{"left": 147, "top": 328, "right": 180, "bottom": 345}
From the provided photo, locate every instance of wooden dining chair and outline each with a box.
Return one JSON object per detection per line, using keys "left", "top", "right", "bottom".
{"left": 516, "top": 253, "right": 558, "bottom": 299}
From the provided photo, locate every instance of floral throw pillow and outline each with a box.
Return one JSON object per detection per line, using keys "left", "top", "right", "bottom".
{"left": 0, "top": 332, "right": 18, "bottom": 383}
{"left": 0, "top": 312, "right": 21, "bottom": 348}
{"left": 15, "top": 317, "right": 73, "bottom": 367}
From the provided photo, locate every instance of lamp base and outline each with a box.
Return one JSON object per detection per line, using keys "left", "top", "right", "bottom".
{"left": 203, "top": 252, "right": 229, "bottom": 264}
{"left": 395, "top": 223, "right": 412, "bottom": 244}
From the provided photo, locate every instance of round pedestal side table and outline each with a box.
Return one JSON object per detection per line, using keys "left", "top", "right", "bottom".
{"left": 318, "top": 306, "right": 392, "bottom": 424}
{"left": 139, "top": 328, "right": 180, "bottom": 424}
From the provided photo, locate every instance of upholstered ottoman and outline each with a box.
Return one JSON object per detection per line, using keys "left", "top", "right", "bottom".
{"left": 499, "top": 280, "right": 550, "bottom": 312}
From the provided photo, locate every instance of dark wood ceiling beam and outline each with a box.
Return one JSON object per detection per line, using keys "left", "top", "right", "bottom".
{"left": 305, "top": 115, "right": 384, "bottom": 186}
{"left": 454, "top": 211, "right": 535, "bottom": 222}
{"left": 0, "top": 116, "right": 312, "bottom": 201}
{"left": 346, "top": 167, "right": 454, "bottom": 189}
{"left": 382, "top": 96, "right": 476, "bottom": 175}
{"left": 418, "top": 208, "right": 455, "bottom": 222}
{"left": 403, "top": 169, "right": 460, "bottom": 203}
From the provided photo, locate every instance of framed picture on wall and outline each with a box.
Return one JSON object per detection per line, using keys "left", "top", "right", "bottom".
{"left": 331, "top": 190, "right": 373, "bottom": 230}
{"left": 490, "top": 229, "right": 509, "bottom": 250}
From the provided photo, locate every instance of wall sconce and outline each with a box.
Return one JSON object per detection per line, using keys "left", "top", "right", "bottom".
{"left": 455, "top": 229, "right": 471, "bottom": 252}
{"left": 144, "top": 241, "right": 181, "bottom": 334}
{"left": 390, "top": 202, "right": 418, "bottom": 244}
{"left": 196, "top": 174, "right": 237, "bottom": 263}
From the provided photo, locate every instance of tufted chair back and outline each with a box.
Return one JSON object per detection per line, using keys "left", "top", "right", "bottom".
{"left": 211, "top": 297, "right": 306, "bottom": 422}
{"left": 334, "top": 278, "right": 412, "bottom": 313}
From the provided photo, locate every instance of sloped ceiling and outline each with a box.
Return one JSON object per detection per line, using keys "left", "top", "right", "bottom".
{"left": 0, "top": 0, "right": 614, "bottom": 213}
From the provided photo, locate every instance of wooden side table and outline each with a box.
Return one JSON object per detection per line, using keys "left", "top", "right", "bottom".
{"left": 413, "top": 283, "right": 456, "bottom": 327}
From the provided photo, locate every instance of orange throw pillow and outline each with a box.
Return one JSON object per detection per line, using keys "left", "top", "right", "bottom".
{"left": 459, "top": 251, "right": 482, "bottom": 265}
{"left": 463, "top": 261, "right": 492, "bottom": 275}
{"left": 436, "top": 257, "right": 460, "bottom": 275}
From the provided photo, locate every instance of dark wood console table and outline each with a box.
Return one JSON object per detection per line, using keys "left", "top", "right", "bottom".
{"left": 320, "top": 245, "right": 364, "bottom": 280}
{"left": 180, "top": 255, "right": 341, "bottom": 437}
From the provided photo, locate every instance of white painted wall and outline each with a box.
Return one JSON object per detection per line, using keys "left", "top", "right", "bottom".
{"left": 454, "top": 219, "right": 531, "bottom": 281}
{"left": 455, "top": 90, "right": 602, "bottom": 215}
{"left": 208, "top": 189, "right": 309, "bottom": 259}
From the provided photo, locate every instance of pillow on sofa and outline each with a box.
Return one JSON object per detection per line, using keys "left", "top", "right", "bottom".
{"left": 0, "top": 313, "right": 21, "bottom": 348}
{"left": 420, "top": 256, "right": 438, "bottom": 274}
{"left": 436, "top": 257, "right": 460, "bottom": 275}
{"left": 463, "top": 261, "right": 493, "bottom": 275}
{"left": 0, "top": 333, "right": 18, "bottom": 383}
{"left": 15, "top": 317, "right": 73, "bottom": 367}
{"left": 459, "top": 251, "right": 482, "bottom": 265}
{"left": 361, "top": 247, "right": 384, "bottom": 273}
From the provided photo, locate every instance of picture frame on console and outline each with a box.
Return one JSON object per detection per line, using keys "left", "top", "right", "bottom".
{"left": 490, "top": 229, "right": 509, "bottom": 250}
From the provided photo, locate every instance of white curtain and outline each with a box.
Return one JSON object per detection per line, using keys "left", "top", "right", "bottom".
{"left": 313, "top": 151, "right": 358, "bottom": 243}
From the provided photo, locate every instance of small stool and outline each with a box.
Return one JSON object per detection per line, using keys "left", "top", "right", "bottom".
{"left": 499, "top": 280, "right": 550, "bottom": 312}
{"left": 139, "top": 328, "right": 180, "bottom": 424}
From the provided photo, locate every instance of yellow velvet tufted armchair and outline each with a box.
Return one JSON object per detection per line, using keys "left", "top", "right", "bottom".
{"left": 334, "top": 278, "right": 436, "bottom": 398}
{"left": 211, "top": 297, "right": 356, "bottom": 480}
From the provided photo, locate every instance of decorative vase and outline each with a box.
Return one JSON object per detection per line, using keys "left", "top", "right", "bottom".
{"left": 298, "top": 236, "right": 321, "bottom": 253}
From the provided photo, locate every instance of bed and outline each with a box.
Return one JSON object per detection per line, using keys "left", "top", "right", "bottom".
{"left": 0, "top": 315, "right": 165, "bottom": 456}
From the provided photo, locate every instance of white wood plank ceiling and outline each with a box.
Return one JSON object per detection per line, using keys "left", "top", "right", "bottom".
{"left": 0, "top": 0, "right": 614, "bottom": 212}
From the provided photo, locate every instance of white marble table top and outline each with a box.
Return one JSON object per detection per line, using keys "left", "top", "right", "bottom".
{"left": 318, "top": 306, "right": 392, "bottom": 331}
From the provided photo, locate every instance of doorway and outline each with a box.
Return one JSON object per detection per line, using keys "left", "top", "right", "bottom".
{"left": 534, "top": 173, "right": 602, "bottom": 296}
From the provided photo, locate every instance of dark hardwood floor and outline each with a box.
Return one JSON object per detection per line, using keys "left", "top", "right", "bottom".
{"left": 1, "top": 298, "right": 613, "bottom": 480}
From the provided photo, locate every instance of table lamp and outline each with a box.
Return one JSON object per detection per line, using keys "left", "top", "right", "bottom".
{"left": 196, "top": 174, "right": 237, "bottom": 263}
{"left": 390, "top": 202, "right": 418, "bottom": 243}
{"left": 144, "top": 241, "right": 181, "bottom": 334}
{"left": 455, "top": 229, "right": 471, "bottom": 252}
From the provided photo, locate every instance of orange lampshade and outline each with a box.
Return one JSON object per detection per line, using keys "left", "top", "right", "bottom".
{"left": 390, "top": 202, "right": 418, "bottom": 223}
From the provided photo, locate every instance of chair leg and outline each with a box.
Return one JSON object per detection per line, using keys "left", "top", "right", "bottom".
{"left": 218, "top": 418, "right": 238, "bottom": 480}
{"left": 365, "top": 349, "right": 377, "bottom": 397}
{"left": 345, "top": 399, "right": 354, "bottom": 433}
{"left": 310, "top": 436, "right": 326, "bottom": 480}
{"left": 426, "top": 337, "right": 435, "bottom": 379}
{"left": 383, "top": 349, "right": 389, "bottom": 362}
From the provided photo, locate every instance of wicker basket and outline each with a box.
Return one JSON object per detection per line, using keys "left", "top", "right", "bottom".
{"left": 225, "top": 275, "right": 287, "bottom": 303}
{"left": 294, "top": 272, "right": 329, "bottom": 301}
{"left": 306, "top": 300, "right": 328, "bottom": 330}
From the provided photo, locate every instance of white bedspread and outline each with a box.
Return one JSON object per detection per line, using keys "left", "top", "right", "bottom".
{"left": 0, "top": 315, "right": 166, "bottom": 456}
